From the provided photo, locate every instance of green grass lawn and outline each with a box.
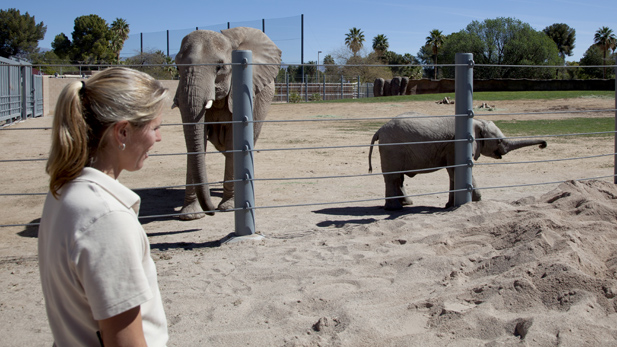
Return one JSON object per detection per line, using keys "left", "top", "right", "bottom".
{"left": 320, "top": 90, "right": 614, "bottom": 103}
{"left": 495, "top": 117, "right": 615, "bottom": 137}
{"left": 328, "top": 90, "right": 615, "bottom": 137}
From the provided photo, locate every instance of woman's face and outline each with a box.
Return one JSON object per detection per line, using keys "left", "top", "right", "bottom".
{"left": 122, "top": 115, "right": 163, "bottom": 172}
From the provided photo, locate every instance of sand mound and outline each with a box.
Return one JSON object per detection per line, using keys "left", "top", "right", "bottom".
{"left": 146, "top": 180, "right": 617, "bottom": 346}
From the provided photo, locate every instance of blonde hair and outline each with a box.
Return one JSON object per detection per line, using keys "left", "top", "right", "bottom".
{"left": 46, "top": 67, "right": 168, "bottom": 198}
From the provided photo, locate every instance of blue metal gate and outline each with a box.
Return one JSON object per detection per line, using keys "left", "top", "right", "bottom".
{"left": 1, "top": 57, "right": 43, "bottom": 125}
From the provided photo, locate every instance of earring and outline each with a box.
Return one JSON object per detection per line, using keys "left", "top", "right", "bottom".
{"left": 119, "top": 143, "right": 126, "bottom": 151}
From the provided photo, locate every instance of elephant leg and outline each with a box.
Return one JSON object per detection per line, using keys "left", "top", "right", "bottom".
{"left": 471, "top": 175, "right": 482, "bottom": 202}
{"left": 400, "top": 174, "right": 413, "bottom": 206}
{"left": 217, "top": 151, "right": 235, "bottom": 211}
{"left": 446, "top": 168, "right": 455, "bottom": 208}
{"left": 180, "top": 155, "right": 212, "bottom": 220}
{"left": 384, "top": 173, "right": 404, "bottom": 210}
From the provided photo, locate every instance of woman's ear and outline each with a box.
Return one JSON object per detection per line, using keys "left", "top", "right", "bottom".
{"left": 112, "top": 120, "right": 130, "bottom": 147}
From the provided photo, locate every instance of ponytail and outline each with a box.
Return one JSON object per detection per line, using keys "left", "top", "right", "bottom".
{"left": 46, "top": 81, "right": 90, "bottom": 198}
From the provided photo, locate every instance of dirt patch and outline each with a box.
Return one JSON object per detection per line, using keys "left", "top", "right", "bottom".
{"left": 1, "top": 97, "right": 616, "bottom": 346}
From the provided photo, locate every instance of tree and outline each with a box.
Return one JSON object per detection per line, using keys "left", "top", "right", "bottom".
{"left": 593, "top": 26, "right": 616, "bottom": 78}
{"left": 124, "top": 50, "right": 177, "bottom": 79}
{"left": 372, "top": 34, "right": 389, "bottom": 58}
{"left": 437, "top": 17, "right": 561, "bottom": 79}
{"left": 322, "top": 54, "right": 339, "bottom": 76}
{"left": 70, "top": 14, "right": 113, "bottom": 65}
{"left": 51, "top": 33, "right": 71, "bottom": 59}
{"left": 579, "top": 45, "right": 604, "bottom": 79}
{"left": 543, "top": 23, "right": 576, "bottom": 61}
{"left": 110, "top": 18, "right": 130, "bottom": 63}
{"left": 345, "top": 27, "right": 365, "bottom": 57}
{"left": 425, "top": 29, "right": 444, "bottom": 79}
{"left": 0, "top": 8, "right": 47, "bottom": 59}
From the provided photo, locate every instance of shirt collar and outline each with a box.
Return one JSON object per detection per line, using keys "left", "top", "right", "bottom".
{"left": 76, "top": 167, "right": 141, "bottom": 215}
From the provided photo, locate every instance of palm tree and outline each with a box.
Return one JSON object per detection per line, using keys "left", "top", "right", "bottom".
{"left": 110, "top": 18, "right": 130, "bottom": 63}
{"left": 345, "top": 27, "right": 365, "bottom": 57}
{"left": 425, "top": 29, "right": 444, "bottom": 79}
{"left": 594, "top": 26, "right": 616, "bottom": 78}
{"left": 372, "top": 34, "right": 389, "bottom": 57}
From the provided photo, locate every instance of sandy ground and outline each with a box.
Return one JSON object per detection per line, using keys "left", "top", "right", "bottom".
{"left": 1, "top": 96, "right": 617, "bottom": 346}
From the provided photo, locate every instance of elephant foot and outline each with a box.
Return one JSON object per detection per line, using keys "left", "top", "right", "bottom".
{"left": 217, "top": 196, "right": 235, "bottom": 212}
{"left": 179, "top": 200, "right": 214, "bottom": 220}
{"left": 384, "top": 198, "right": 403, "bottom": 211}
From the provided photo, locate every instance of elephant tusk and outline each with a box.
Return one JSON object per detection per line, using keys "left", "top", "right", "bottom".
{"left": 205, "top": 100, "right": 213, "bottom": 110}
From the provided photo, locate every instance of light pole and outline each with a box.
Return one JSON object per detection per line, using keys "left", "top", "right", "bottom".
{"left": 317, "top": 50, "right": 322, "bottom": 83}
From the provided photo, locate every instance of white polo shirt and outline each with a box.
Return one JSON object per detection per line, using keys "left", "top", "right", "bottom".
{"left": 38, "top": 167, "right": 168, "bottom": 347}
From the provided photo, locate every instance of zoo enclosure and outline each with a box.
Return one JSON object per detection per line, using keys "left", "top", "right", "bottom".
{"left": 0, "top": 57, "right": 43, "bottom": 125}
{"left": 273, "top": 74, "right": 374, "bottom": 102}
{"left": 1, "top": 56, "right": 616, "bottom": 232}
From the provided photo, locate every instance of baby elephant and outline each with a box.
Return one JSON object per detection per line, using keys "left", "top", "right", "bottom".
{"left": 368, "top": 112, "right": 547, "bottom": 210}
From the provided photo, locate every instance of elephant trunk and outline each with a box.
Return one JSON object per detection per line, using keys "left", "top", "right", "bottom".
{"left": 183, "top": 119, "right": 216, "bottom": 214}
{"left": 500, "top": 138, "right": 547, "bottom": 154}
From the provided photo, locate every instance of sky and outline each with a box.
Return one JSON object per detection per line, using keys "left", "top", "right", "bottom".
{"left": 7, "top": 0, "right": 617, "bottom": 64}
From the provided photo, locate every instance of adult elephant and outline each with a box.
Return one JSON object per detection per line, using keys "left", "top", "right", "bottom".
{"left": 174, "top": 27, "right": 281, "bottom": 220}
{"left": 368, "top": 113, "right": 547, "bottom": 210}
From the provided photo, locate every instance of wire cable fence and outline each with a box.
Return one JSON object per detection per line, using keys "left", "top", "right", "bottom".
{"left": 0, "top": 59, "right": 616, "bottom": 229}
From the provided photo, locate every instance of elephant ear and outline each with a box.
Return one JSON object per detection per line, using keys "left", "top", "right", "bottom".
{"left": 472, "top": 119, "right": 487, "bottom": 161}
{"left": 221, "top": 27, "right": 282, "bottom": 111}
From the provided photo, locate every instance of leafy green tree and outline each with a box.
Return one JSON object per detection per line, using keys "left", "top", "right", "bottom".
{"left": 110, "top": 18, "right": 130, "bottom": 63}
{"left": 124, "top": 50, "right": 177, "bottom": 79}
{"left": 543, "top": 23, "right": 576, "bottom": 61}
{"left": 345, "top": 27, "right": 365, "bottom": 57}
{"left": 425, "top": 29, "right": 444, "bottom": 79}
{"left": 579, "top": 44, "right": 615, "bottom": 79}
{"left": 437, "top": 17, "right": 561, "bottom": 79}
{"left": 383, "top": 51, "right": 422, "bottom": 79}
{"left": 593, "top": 26, "right": 616, "bottom": 78}
{"left": 372, "top": 34, "right": 389, "bottom": 58}
{"left": 0, "top": 8, "right": 47, "bottom": 59}
{"left": 70, "top": 14, "right": 113, "bottom": 64}
{"left": 322, "top": 54, "right": 339, "bottom": 76}
{"left": 304, "top": 60, "right": 317, "bottom": 82}
{"left": 51, "top": 33, "right": 71, "bottom": 59}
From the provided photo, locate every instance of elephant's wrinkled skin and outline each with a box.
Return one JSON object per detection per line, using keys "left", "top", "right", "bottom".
{"left": 369, "top": 113, "right": 547, "bottom": 210}
{"left": 174, "top": 27, "right": 281, "bottom": 220}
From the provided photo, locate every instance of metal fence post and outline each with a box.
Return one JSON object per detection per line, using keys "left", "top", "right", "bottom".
{"left": 285, "top": 73, "right": 289, "bottom": 103}
{"left": 614, "top": 55, "right": 616, "bottom": 184}
{"left": 231, "top": 50, "right": 257, "bottom": 237}
{"left": 322, "top": 74, "right": 325, "bottom": 101}
{"left": 454, "top": 53, "right": 474, "bottom": 206}
{"left": 340, "top": 75, "right": 343, "bottom": 99}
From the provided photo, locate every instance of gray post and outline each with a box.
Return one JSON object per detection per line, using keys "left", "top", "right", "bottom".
{"left": 453, "top": 53, "right": 474, "bottom": 206}
{"left": 340, "top": 75, "right": 343, "bottom": 99}
{"left": 322, "top": 74, "right": 326, "bottom": 101}
{"left": 357, "top": 76, "right": 361, "bottom": 99}
{"left": 285, "top": 73, "right": 289, "bottom": 103}
{"left": 20, "top": 65, "right": 26, "bottom": 121}
{"left": 614, "top": 55, "right": 616, "bottom": 184}
{"left": 232, "top": 50, "right": 256, "bottom": 237}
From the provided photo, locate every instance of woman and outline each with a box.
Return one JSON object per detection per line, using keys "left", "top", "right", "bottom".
{"left": 38, "top": 67, "right": 169, "bottom": 346}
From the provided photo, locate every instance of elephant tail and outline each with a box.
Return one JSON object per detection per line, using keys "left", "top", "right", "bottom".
{"left": 368, "top": 130, "right": 379, "bottom": 173}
